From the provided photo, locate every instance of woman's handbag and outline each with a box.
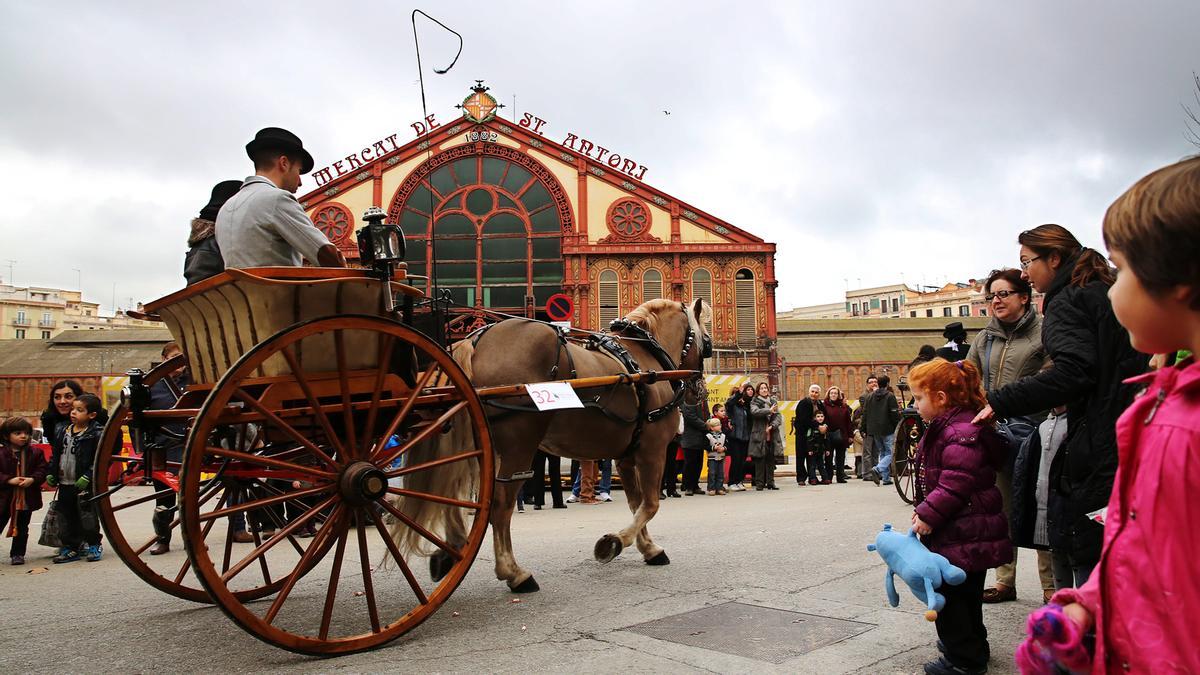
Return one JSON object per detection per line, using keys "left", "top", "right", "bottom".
{"left": 38, "top": 491, "right": 62, "bottom": 548}
{"left": 828, "top": 428, "right": 845, "bottom": 447}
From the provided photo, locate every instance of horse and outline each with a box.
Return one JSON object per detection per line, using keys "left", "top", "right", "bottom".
{"left": 390, "top": 298, "right": 711, "bottom": 592}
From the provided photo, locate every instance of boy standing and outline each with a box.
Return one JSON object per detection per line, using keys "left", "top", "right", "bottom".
{"left": 705, "top": 419, "right": 727, "bottom": 496}
{"left": 808, "top": 411, "right": 833, "bottom": 485}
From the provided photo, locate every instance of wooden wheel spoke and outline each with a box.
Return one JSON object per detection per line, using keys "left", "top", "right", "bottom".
{"left": 369, "top": 362, "right": 441, "bottom": 463}
{"left": 369, "top": 507, "right": 428, "bottom": 605}
{"left": 375, "top": 496, "right": 461, "bottom": 561}
{"left": 355, "top": 512, "right": 381, "bottom": 633}
{"left": 263, "top": 505, "right": 344, "bottom": 625}
{"left": 374, "top": 400, "right": 467, "bottom": 470}
{"left": 360, "top": 334, "right": 396, "bottom": 456}
{"left": 111, "top": 487, "right": 176, "bottom": 513}
{"left": 385, "top": 487, "right": 483, "bottom": 511}
{"left": 233, "top": 389, "right": 341, "bottom": 471}
{"left": 280, "top": 346, "right": 348, "bottom": 462}
{"left": 247, "top": 484, "right": 309, "bottom": 558}
{"left": 384, "top": 449, "right": 482, "bottom": 479}
{"left": 173, "top": 492, "right": 228, "bottom": 584}
{"left": 334, "top": 330, "right": 359, "bottom": 460}
{"left": 202, "top": 445, "right": 334, "bottom": 480}
{"left": 222, "top": 494, "right": 338, "bottom": 583}
{"left": 198, "top": 484, "right": 333, "bottom": 523}
{"left": 319, "top": 513, "right": 351, "bottom": 640}
{"left": 109, "top": 454, "right": 145, "bottom": 465}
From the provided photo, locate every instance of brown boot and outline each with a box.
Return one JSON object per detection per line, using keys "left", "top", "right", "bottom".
{"left": 149, "top": 539, "right": 170, "bottom": 556}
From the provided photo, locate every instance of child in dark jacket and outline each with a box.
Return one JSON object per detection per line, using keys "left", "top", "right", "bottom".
{"left": 908, "top": 359, "right": 1010, "bottom": 675}
{"left": 46, "top": 393, "right": 104, "bottom": 563}
{"left": 1, "top": 417, "right": 48, "bottom": 565}
{"left": 807, "top": 410, "right": 833, "bottom": 484}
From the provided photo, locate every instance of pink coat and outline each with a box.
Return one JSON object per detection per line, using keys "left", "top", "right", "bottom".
{"left": 1051, "top": 358, "right": 1200, "bottom": 673}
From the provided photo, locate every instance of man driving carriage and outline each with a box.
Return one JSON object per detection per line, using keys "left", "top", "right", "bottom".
{"left": 215, "top": 127, "right": 346, "bottom": 270}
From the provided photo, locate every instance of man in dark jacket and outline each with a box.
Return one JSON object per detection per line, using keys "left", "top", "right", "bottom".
{"left": 862, "top": 375, "right": 901, "bottom": 485}
{"left": 854, "top": 375, "right": 879, "bottom": 478}
{"left": 935, "top": 322, "right": 971, "bottom": 362}
{"left": 790, "top": 384, "right": 824, "bottom": 485}
{"left": 679, "top": 400, "right": 709, "bottom": 495}
{"left": 978, "top": 250, "right": 1145, "bottom": 583}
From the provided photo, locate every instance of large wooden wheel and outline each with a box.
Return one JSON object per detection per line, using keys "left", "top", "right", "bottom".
{"left": 179, "top": 315, "right": 493, "bottom": 655}
{"left": 95, "top": 355, "right": 295, "bottom": 603}
{"left": 892, "top": 414, "right": 925, "bottom": 505}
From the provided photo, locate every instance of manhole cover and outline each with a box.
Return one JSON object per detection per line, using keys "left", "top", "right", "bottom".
{"left": 621, "top": 602, "right": 874, "bottom": 664}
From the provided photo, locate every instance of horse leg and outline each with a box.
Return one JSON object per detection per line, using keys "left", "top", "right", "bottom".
{"left": 429, "top": 515, "right": 468, "bottom": 583}
{"left": 595, "top": 450, "right": 667, "bottom": 565}
{"left": 488, "top": 423, "right": 545, "bottom": 592}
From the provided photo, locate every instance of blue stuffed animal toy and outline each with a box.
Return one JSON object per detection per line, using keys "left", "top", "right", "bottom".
{"left": 867, "top": 523, "right": 966, "bottom": 621}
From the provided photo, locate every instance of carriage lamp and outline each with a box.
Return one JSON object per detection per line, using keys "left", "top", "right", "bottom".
{"left": 358, "top": 207, "right": 406, "bottom": 272}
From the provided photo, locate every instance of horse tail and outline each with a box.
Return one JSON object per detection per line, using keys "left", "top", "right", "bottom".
{"left": 388, "top": 339, "right": 481, "bottom": 560}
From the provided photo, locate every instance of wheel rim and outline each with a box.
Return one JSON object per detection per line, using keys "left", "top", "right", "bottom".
{"left": 95, "top": 355, "right": 317, "bottom": 604}
{"left": 180, "top": 315, "right": 493, "bottom": 655}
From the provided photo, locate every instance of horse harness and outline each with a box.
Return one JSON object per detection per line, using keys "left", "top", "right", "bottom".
{"left": 469, "top": 307, "right": 712, "bottom": 458}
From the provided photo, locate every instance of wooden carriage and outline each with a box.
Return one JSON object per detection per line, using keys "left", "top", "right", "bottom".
{"left": 95, "top": 265, "right": 495, "bottom": 655}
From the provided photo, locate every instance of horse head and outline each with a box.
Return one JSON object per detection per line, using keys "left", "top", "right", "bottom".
{"left": 621, "top": 297, "right": 711, "bottom": 404}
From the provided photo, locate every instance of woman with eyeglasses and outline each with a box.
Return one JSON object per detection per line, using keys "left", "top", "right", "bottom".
{"left": 973, "top": 224, "right": 1146, "bottom": 592}
{"left": 966, "top": 268, "right": 1055, "bottom": 604}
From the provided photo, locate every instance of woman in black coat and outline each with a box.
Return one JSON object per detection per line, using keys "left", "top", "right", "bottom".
{"left": 678, "top": 400, "right": 709, "bottom": 496}
{"left": 975, "top": 224, "right": 1146, "bottom": 587}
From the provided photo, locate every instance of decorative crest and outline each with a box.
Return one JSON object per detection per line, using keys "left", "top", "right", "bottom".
{"left": 457, "top": 80, "right": 503, "bottom": 123}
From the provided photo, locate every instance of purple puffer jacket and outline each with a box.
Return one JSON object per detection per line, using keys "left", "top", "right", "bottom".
{"left": 913, "top": 407, "right": 1012, "bottom": 572}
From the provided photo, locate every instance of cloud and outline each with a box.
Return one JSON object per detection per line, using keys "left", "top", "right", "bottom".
{"left": 2, "top": 0, "right": 1198, "bottom": 314}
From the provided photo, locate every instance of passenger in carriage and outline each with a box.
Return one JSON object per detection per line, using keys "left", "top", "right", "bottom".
{"left": 215, "top": 127, "right": 346, "bottom": 270}
{"left": 147, "top": 342, "right": 190, "bottom": 555}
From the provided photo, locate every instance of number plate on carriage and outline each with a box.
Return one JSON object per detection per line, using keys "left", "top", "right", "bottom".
{"left": 524, "top": 382, "right": 584, "bottom": 411}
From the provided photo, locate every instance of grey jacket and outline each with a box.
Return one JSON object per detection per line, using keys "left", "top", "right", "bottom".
{"left": 748, "top": 396, "right": 780, "bottom": 458}
{"left": 967, "top": 307, "right": 1048, "bottom": 397}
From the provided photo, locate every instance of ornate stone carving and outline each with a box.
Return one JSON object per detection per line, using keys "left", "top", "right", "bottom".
{"left": 622, "top": 181, "right": 636, "bottom": 191}
{"left": 652, "top": 196, "right": 667, "bottom": 206}
{"left": 590, "top": 167, "right": 605, "bottom": 177}
{"left": 313, "top": 203, "right": 353, "bottom": 245}
{"left": 598, "top": 198, "right": 662, "bottom": 245}
{"left": 714, "top": 225, "right": 730, "bottom": 235}
{"left": 682, "top": 210, "right": 698, "bottom": 221}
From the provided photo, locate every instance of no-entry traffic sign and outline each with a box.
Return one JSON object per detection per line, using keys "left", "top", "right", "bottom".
{"left": 545, "top": 293, "right": 574, "bottom": 321}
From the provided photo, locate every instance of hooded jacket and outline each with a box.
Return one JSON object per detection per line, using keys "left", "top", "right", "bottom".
{"left": 860, "top": 388, "right": 900, "bottom": 436}
{"left": 913, "top": 407, "right": 1012, "bottom": 572}
{"left": 967, "top": 306, "right": 1047, "bottom": 397}
{"left": 985, "top": 253, "right": 1146, "bottom": 564}
{"left": 48, "top": 420, "right": 102, "bottom": 483}
{"left": 1051, "top": 359, "right": 1200, "bottom": 674}
{"left": 184, "top": 217, "right": 224, "bottom": 286}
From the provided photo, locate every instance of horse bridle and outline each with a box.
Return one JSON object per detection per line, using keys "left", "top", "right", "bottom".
{"left": 606, "top": 303, "right": 711, "bottom": 421}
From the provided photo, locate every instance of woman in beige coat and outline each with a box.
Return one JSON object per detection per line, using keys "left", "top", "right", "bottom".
{"left": 966, "top": 267, "right": 1055, "bottom": 604}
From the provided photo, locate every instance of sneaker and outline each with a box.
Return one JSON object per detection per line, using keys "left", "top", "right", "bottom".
{"left": 706, "top": 490, "right": 717, "bottom": 496}
{"left": 86, "top": 544, "right": 103, "bottom": 562}
{"left": 566, "top": 494, "right": 579, "bottom": 503}
{"left": 598, "top": 492, "right": 613, "bottom": 502}
{"left": 717, "top": 489, "right": 727, "bottom": 495}
{"left": 881, "top": 479, "right": 893, "bottom": 485}
{"left": 11, "top": 555, "right": 24, "bottom": 565}
{"left": 867, "top": 469, "right": 882, "bottom": 486}
{"left": 669, "top": 491, "right": 682, "bottom": 498}
{"left": 53, "top": 549, "right": 82, "bottom": 564}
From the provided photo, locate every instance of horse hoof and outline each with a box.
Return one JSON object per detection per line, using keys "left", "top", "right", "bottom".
{"left": 511, "top": 575, "right": 540, "bottom": 593}
{"left": 430, "top": 551, "right": 453, "bottom": 582}
{"left": 594, "top": 534, "right": 623, "bottom": 564}
{"left": 645, "top": 550, "right": 670, "bottom": 566}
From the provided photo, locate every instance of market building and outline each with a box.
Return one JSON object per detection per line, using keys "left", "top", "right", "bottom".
{"left": 298, "top": 83, "right": 780, "bottom": 382}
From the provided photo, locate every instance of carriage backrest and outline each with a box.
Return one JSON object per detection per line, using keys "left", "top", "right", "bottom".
{"left": 143, "top": 268, "right": 410, "bottom": 385}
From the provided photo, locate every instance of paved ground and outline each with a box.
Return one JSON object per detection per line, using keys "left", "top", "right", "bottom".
{"left": 0, "top": 467, "right": 1045, "bottom": 673}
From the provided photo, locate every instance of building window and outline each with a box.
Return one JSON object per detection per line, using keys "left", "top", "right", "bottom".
{"left": 909, "top": 311, "right": 917, "bottom": 318}
{"left": 980, "top": 308, "right": 988, "bottom": 316}
{"left": 400, "top": 154, "right": 563, "bottom": 313}
{"left": 15, "top": 329, "right": 25, "bottom": 339}
{"left": 735, "top": 268, "right": 756, "bottom": 348}
{"left": 891, "top": 298, "right": 899, "bottom": 313}
{"left": 959, "top": 305, "right": 970, "bottom": 316}
{"left": 642, "top": 269, "right": 663, "bottom": 302}
{"left": 16, "top": 310, "right": 26, "bottom": 324}
{"left": 598, "top": 270, "right": 620, "bottom": 327}
{"left": 690, "top": 269, "right": 713, "bottom": 333}
{"left": 870, "top": 298, "right": 880, "bottom": 310}
{"left": 943, "top": 307, "right": 953, "bottom": 317}
{"left": 926, "top": 309, "right": 934, "bottom": 318}
{"left": 852, "top": 302, "right": 859, "bottom": 316}
{"left": 41, "top": 330, "right": 50, "bottom": 339}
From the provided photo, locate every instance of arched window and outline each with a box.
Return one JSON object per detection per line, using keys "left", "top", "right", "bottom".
{"left": 598, "top": 270, "right": 620, "bottom": 327}
{"left": 690, "top": 268, "right": 713, "bottom": 332}
{"left": 735, "top": 268, "right": 756, "bottom": 347}
{"left": 398, "top": 155, "right": 563, "bottom": 312}
{"left": 641, "top": 269, "right": 663, "bottom": 303}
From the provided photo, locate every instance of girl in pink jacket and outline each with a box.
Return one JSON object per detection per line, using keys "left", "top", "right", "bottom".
{"left": 1046, "top": 156, "right": 1200, "bottom": 673}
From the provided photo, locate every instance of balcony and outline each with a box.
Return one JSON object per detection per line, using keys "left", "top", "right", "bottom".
{"left": 11, "top": 317, "right": 30, "bottom": 327}
{"left": 38, "top": 318, "right": 56, "bottom": 328}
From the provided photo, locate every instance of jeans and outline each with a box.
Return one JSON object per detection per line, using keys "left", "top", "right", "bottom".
{"left": 1051, "top": 550, "right": 1095, "bottom": 589}
{"left": 872, "top": 434, "right": 895, "bottom": 482}
{"left": 56, "top": 485, "right": 101, "bottom": 549}
{"left": 572, "top": 459, "right": 612, "bottom": 496}
{"left": 706, "top": 458, "right": 725, "bottom": 492}
{"left": 860, "top": 434, "right": 878, "bottom": 478}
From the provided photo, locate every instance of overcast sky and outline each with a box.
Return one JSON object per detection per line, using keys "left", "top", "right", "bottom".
{"left": 2, "top": 1, "right": 1198, "bottom": 314}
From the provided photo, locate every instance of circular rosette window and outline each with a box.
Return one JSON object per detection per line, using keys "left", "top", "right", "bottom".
{"left": 606, "top": 198, "right": 651, "bottom": 240}
{"left": 314, "top": 204, "right": 353, "bottom": 245}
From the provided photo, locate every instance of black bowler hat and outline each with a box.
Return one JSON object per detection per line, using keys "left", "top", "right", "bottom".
{"left": 245, "top": 127, "right": 315, "bottom": 174}
{"left": 943, "top": 321, "right": 967, "bottom": 340}
{"left": 199, "top": 180, "right": 244, "bottom": 221}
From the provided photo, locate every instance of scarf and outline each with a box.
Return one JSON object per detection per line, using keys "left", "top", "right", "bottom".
{"left": 8, "top": 446, "right": 26, "bottom": 536}
{"left": 188, "top": 217, "right": 216, "bottom": 246}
